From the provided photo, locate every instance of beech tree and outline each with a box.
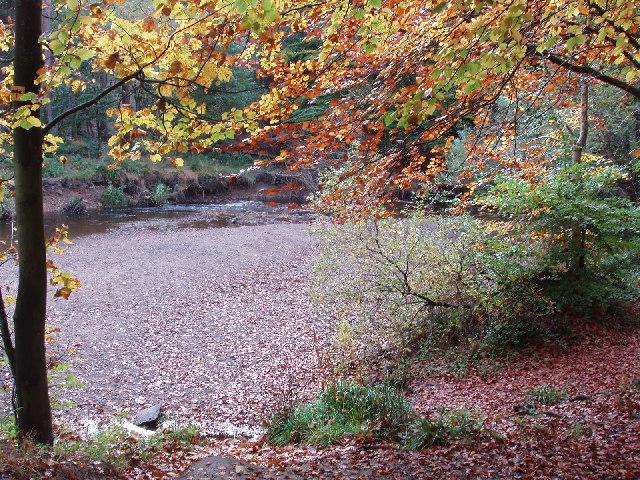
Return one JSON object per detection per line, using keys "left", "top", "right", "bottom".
{"left": 237, "top": 0, "right": 640, "bottom": 214}
{"left": 0, "top": 0, "right": 281, "bottom": 444}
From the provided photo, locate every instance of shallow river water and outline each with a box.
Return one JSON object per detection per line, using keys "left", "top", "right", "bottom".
{"left": 0, "top": 201, "right": 314, "bottom": 241}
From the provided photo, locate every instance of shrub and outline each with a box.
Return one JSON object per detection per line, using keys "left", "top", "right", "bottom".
{"left": 267, "top": 380, "right": 414, "bottom": 446}
{"left": 52, "top": 424, "right": 202, "bottom": 473}
{"left": 312, "top": 214, "right": 490, "bottom": 362}
{"left": 100, "top": 186, "right": 128, "bottom": 208}
{"left": 42, "top": 157, "right": 66, "bottom": 178}
{"left": 480, "top": 160, "right": 640, "bottom": 313}
{"left": 314, "top": 159, "right": 640, "bottom": 374}
{"left": 148, "top": 182, "right": 170, "bottom": 206}
{"left": 94, "top": 164, "right": 123, "bottom": 183}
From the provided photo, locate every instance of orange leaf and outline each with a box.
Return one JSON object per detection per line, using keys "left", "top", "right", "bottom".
{"left": 141, "top": 16, "right": 156, "bottom": 32}
{"left": 103, "top": 52, "right": 120, "bottom": 70}
{"left": 54, "top": 287, "right": 72, "bottom": 300}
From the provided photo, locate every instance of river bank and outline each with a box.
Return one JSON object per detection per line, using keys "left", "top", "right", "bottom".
{"left": 0, "top": 167, "right": 311, "bottom": 216}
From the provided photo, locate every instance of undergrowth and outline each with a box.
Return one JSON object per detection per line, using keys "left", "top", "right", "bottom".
{"left": 526, "top": 384, "right": 569, "bottom": 406}
{"left": 0, "top": 419, "right": 202, "bottom": 479}
{"left": 267, "top": 380, "right": 484, "bottom": 448}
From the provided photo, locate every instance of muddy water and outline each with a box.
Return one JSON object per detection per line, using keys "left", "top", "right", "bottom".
{"left": 0, "top": 201, "right": 313, "bottom": 241}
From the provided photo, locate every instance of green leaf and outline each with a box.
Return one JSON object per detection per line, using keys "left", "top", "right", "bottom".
{"left": 463, "top": 80, "right": 481, "bottom": 95}
{"left": 18, "top": 118, "right": 37, "bottom": 130}
{"left": 27, "top": 116, "right": 42, "bottom": 128}
{"left": 70, "top": 56, "right": 82, "bottom": 69}
{"left": 382, "top": 111, "right": 396, "bottom": 126}
{"left": 369, "top": 0, "right": 381, "bottom": 7}
{"left": 566, "top": 34, "right": 586, "bottom": 51}
{"left": 234, "top": 0, "right": 246, "bottom": 13}
{"left": 50, "top": 39, "right": 65, "bottom": 55}
{"left": 19, "top": 92, "right": 37, "bottom": 102}
{"left": 432, "top": 1, "right": 448, "bottom": 13}
{"left": 76, "top": 48, "right": 93, "bottom": 61}
{"left": 57, "top": 65, "right": 71, "bottom": 78}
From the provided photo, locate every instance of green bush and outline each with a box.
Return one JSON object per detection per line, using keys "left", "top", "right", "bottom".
{"left": 149, "top": 182, "right": 170, "bottom": 206}
{"left": 313, "top": 160, "right": 640, "bottom": 372}
{"left": 480, "top": 160, "right": 640, "bottom": 313}
{"left": 267, "top": 380, "right": 414, "bottom": 446}
{"left": 100, "top": 186, "right": 128, "bottom": 208}
{"left": 267, "top": 381, "right": 486, "bottom": 449}
{"left": 94, "top": 164, "right": 123, "bottom": 183}
{"left": 42, "top": 157, "right": 66, "bottom": 178}
{"left": 61, "top": 198, "right": 86, "bottom": 215}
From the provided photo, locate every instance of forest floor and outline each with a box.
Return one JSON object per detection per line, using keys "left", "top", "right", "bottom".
{"left": 0, "top": 214, "right": 639, "bottom": 479}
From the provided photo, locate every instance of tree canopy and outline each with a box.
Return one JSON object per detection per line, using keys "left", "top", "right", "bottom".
{"left": 237, "top": 0, "right": 640, "bottom": 214}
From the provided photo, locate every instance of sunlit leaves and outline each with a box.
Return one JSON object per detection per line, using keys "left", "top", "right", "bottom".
{"left": 230, "top": 0, "right": 640, "bottom": 215}
{"left": 43, "top": 227, "right": 80, "bottom": 300}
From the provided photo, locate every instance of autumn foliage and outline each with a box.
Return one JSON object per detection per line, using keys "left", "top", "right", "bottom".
{"left": 233, "top": 0, "right": 640, "bottom": 214}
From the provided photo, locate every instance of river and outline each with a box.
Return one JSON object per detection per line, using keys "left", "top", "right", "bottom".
{"left": 0, "top": 201, "right": 314, "bottom": 241}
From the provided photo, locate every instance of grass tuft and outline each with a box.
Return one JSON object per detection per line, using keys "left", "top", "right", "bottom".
{"left": 267, "top": 380, "right": 414, "bottom": 447}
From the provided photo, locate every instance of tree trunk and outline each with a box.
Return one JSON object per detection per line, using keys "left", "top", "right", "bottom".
{"left": 571, "top": 83, "right": 589, "bottom": 281}
{"left": 12, "top": 0, "right": 53, "bottom": 445}
{"left": 572, "top": 84, "right": 589, "bottom": 164}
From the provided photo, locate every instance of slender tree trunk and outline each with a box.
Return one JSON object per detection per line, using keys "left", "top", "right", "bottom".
{"left": 12, "top": 0, "right": 53, "bottom": 445}
{"left": 571, "top": 84, "right": 589, "bottom": 280}
{"left": 572, "top": 84, "right": 589, "bottom": 164}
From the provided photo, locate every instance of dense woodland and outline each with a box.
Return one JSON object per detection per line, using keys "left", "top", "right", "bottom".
{"left": 0, "top": 0, "right": 639, "bottom": 478}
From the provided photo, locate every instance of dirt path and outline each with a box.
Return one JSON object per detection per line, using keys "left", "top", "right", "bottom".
{"left": 0, "top": 218, "right": 331, "bottom": 434}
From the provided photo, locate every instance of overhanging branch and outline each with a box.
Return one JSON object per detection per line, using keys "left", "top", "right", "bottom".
{"left": 527, "top": 44, "right": 640, "bottom": 100}
{"left": 42, "top": 70, "right": 143, "bottom": 135}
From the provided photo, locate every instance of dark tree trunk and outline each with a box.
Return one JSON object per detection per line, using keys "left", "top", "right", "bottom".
{"left": 12, "top": 0, "right": 53, "bottom": 445}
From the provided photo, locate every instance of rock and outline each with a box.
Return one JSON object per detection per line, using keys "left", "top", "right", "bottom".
{"left": 135, "top": 404, "right": 163, "bottom": 430}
